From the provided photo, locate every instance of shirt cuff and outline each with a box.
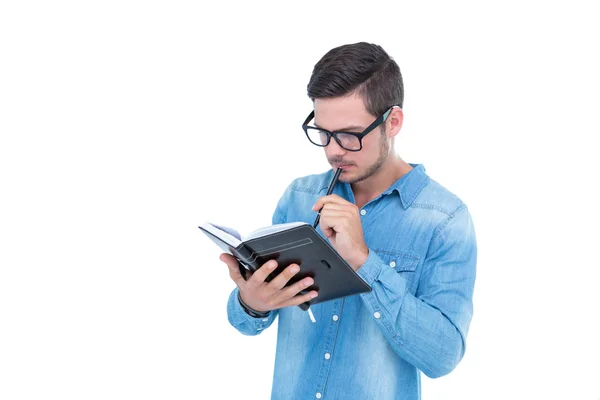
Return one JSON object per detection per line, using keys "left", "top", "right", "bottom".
{"left": 237, "top": 291, "right": 270, "bottom": 318}
{"left": 228, "top": 289, "right": 273, "bottom": 332}
{"left": 356, "top": 249, "right": 384, "bottom": 285}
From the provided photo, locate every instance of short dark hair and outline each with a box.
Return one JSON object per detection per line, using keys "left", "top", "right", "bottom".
{"left": 307, "top": 42, "right": 404, "bottom": 116}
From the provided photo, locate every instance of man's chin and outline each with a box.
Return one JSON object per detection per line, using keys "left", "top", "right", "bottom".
{"left": 341, "top": 170, "right": 366, "bottom": 185}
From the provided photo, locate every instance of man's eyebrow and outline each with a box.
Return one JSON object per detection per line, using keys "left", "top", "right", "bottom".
{"left": 313, "top": 122, "right": 366, "bottom": 132}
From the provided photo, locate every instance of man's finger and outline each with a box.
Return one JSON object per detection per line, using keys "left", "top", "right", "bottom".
{"left": 319, "top": 209, "right": 354, "bottom": 220}
{"left": 312, "top": 194, "right": 351, "bottom": 211}
{"left": 316, "top": 203, "right": 351, "bottom": 212}
{"left": 219, "top": 253, "right": 245, "bottom": 286}
{"left": 267, "top": 263, "right": 302, "bottom": 292}
{"left": 278, "top": 290, "right": 319, "bottom": 309}
{"left": 275, "top": 275, "right": 314, "bottom": 301}
{"left": 317, "top": 213, "right": 351, "bottom": 238}
{"left": 247, "top": 259, "right": 279, "bottom": 286}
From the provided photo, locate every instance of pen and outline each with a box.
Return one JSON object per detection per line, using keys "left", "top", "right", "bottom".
{"left": 313, "top": 167, "right": 343, "bottom": 229}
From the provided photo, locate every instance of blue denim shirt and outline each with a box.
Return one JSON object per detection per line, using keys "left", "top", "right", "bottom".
{"left": 227, "top": 164, "right": 477, "bottom": 400}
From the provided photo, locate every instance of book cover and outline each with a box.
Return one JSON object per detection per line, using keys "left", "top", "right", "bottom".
{"left": 199, "top": 222, "right": 372, "bottom": 310}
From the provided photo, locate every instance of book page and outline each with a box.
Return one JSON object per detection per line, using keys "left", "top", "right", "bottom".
{"left": 245, "top": 221, "right": 308, "bottom": 241}
{"left": 211, "top": 223, "right": 242, "bottom": 241}
{"left": 200, "top": 222, "right": 242, "bottom": 247}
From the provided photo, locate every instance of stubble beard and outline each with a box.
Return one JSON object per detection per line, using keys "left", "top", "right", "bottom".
{"left": 342, "top": 129, "right": 390, "bottom": 184}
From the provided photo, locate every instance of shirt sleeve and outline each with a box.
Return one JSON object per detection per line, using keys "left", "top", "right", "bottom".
{"left": 357, "top": 204, "right": 477, "bottom": 378}
{"left": 226, "top": 288, "right": 277, "bottom": 335}
{"left": 225, "top": 182, "right": 293, "bottom": 335}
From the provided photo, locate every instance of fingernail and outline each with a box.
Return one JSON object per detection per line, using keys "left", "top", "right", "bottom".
{"left": 291, "top": 265, "right": 300, "bottom": 273}
{"left": 310, "top": 292, "right": 318, "bottom": 298}
{"left": 304, "top": 278, "right": 313, "bottom": 287}
{"left": 269, "top": 261, "right": 277, "bottom": 269}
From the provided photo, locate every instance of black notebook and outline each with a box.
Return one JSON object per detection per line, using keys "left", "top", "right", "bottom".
{"left": 199, "top": 221, "right": 372, "bottom": 311}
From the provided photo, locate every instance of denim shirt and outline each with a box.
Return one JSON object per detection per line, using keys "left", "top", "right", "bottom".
{"left": 227, "top": 164, "right": 477, "bottom": 400}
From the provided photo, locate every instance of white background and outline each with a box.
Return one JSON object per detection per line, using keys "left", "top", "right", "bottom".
{"left": 1, "top": 1, "right": 599, "bottom": 399}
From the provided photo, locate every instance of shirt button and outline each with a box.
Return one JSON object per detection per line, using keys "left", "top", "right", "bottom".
{"left": 332, "top": 315, "right": 339, "bottom": 321}
{"left": 325, "top": 352, "right": 331, "bottom": 360}
{"left": 374, "top": 311, "right": 381, "bottom": 319}
{"left": 389, "top": 261, "right": 396, "bottom": 268}
{"left": 360, "top": 209, "right": 367, "bottom": 216}
{"left": 316, "top": 393, "right": 322, "bottom": 399}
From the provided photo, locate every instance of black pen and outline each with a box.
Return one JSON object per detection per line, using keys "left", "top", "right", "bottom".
{"left": 313, "top": 167, "right": 343, "bottom": 229}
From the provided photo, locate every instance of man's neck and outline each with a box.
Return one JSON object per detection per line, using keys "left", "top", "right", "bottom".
{"left": 351, "top": 156, "right": 413, "bottom": 208}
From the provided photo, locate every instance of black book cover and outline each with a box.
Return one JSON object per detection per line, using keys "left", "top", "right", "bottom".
{"left": 199, "top": 223, "right": 372, "bottom": 311}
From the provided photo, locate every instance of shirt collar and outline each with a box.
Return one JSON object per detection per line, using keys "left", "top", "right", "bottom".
{"left": 324, "top": 163, "right": 429, "bottom": 209}
{"left": 382, "top": 163, "right": 430, "bottom": 209}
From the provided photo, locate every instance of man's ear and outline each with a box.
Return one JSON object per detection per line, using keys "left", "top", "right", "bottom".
{"left": 387, "top": 107, "right": 404, "bottom": 138}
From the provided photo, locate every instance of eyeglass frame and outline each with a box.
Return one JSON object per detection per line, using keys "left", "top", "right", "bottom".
{"left": 301, "top": 105, "right": 400, "bottom": 152}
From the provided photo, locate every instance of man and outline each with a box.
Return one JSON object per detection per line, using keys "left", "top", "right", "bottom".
{"left": 220, "top": 42, "right": 477, "bottom": 400}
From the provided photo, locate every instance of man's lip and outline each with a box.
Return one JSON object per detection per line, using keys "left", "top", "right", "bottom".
{"left": 332, "top": 164, "right": 353, "bottom": 170}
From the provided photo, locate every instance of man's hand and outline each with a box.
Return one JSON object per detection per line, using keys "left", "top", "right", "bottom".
{"left": 220, "top": 253, "right": 318, "bottom": 313}
{"left": 312, "top": 194, "right": 369, "bottom": 270}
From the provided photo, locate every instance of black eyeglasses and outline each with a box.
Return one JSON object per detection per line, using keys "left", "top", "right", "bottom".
{"left": 302, "top": 105, "right": 399, "bottom": 152}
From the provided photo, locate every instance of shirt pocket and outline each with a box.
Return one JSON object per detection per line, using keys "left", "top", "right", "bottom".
{"left": 373, "top": 249, "right": 421, "bottom": 293}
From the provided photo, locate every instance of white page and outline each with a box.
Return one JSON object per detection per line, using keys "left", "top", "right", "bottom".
{"left": 200, "top": 222, "right": 242, "bottom": 247}
{"left": 211, "top": 223, "right": 242, "bottom": 241}
{"left": 245, "top": 221, "right": 308, "bottom": 241}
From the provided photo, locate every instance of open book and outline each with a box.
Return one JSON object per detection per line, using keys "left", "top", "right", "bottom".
{"left": 199, "top": 221, "right": 371, "bottom": 311}
{"left": 200, "top": 221, "right": 308, "bottom": 248}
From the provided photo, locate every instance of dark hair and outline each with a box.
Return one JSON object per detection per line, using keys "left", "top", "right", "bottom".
{"left": 307, "top": 42, "right": 404, "bottom": 116}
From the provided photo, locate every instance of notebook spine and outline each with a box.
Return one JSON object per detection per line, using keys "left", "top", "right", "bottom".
{"left": 232, "top": 243, "right": 261, "bottom": 272}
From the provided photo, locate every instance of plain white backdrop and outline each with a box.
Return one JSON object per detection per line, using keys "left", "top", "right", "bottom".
{"left": 1, "top": 1, "right": 599, "bottom": 399}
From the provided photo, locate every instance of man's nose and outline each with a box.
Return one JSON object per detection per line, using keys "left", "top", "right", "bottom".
{"left": 325, "top": 137, "right": 347, "bottom": 158}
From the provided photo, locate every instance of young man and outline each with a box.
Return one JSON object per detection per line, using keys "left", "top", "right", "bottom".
{"left": 220, "top": 42, "right": 477, "bottom": 400}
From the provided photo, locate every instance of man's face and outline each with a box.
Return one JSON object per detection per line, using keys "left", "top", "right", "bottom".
{"left": 313, "top": 95, "right": 391, "bottom": 184}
